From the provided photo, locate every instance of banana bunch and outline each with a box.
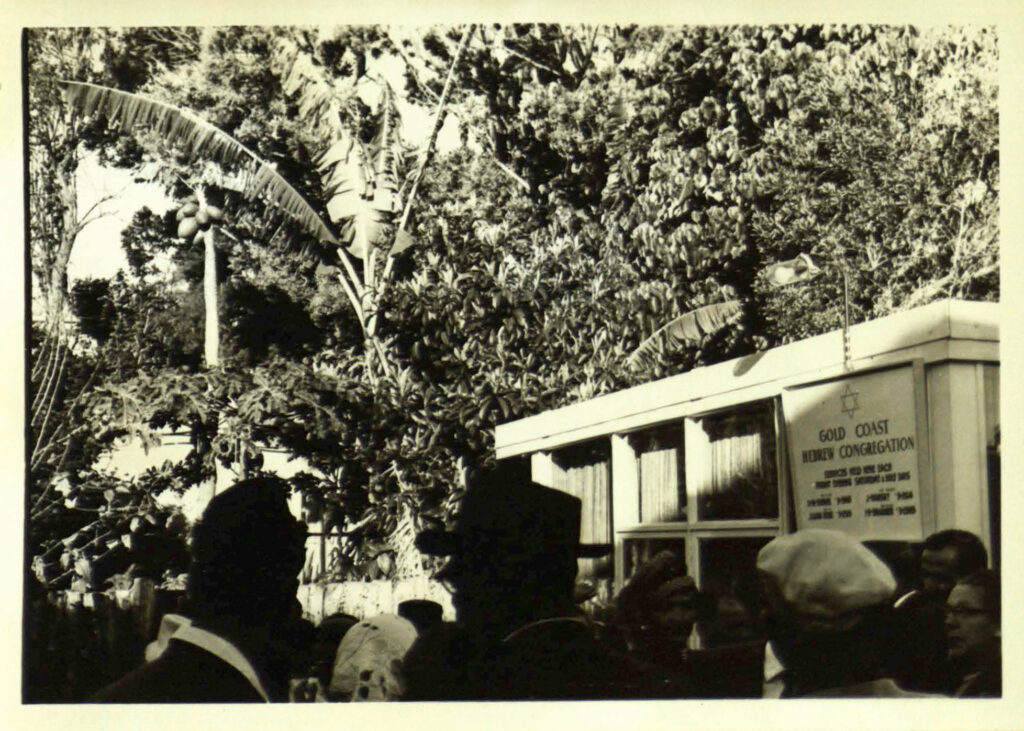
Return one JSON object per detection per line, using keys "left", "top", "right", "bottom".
{"left": 175, "top": 195, "right": 224, "bottom": 244}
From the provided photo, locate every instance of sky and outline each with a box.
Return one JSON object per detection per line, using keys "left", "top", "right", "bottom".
{"left": 68, "top": 38, "right": 461, "bottom": 284}
{"left": 67, "top": 35, "right": 462, "bottom": 492}
{"left": 69, "top": 154, "right": 171, "bottom": 282}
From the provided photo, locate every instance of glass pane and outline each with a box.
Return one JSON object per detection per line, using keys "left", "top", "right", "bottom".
{"left": 622, "top": 537, "right": 686, "bottom": 583}
{"left": 553, "top": 440, "right": 611, "bottom": 581}
{"left": 696, "top": 536, "right": 772, "bottom": 647}
{"left": 632, "top": 424, "right": 686, "bottom": 523}
{"left": 687, "top": 401, "right": 779, "bottom": 521}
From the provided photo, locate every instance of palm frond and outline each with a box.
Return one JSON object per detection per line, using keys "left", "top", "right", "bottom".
{"left": 58, "top": 79, "right": 337, "bottom": 245}
{"left": 626, "top": 299, "right": 743, "bottom": 371}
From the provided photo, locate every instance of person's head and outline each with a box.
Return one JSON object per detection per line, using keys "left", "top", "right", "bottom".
{"left": 397, "top": 600, "right": 444, "bottom": 635}
{"left": 646, "top": 576, "right": 700, "bottom": 642}
{"left": 416, "top": 468, "right": 608, "bottom": 640}
{"left": 311, "top": 613, "right": 360, "bottom": 683}
{"left": 919, "top": 530, "right": 988, "bottom": 598}
{"left": 186, "top": 475, "right": 307, "bottom": 628}
{"left": 945, "top": 569, "right": 1001, "bottom": 669}
{"left": 757, "top": 530, "right": 897, "bottom": 693}
{"left": 328, "top": 614, "right": 418, "bottom": 701}
{"left": 701, "top": 595, "right": 760, "bottom": 647}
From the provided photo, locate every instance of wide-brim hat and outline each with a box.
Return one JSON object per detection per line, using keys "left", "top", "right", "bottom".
{"left": 416, "top": 480, "right": 611, "bottom": 560}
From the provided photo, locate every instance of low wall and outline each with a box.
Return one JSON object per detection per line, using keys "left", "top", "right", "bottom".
{"left": 297, "top": 576, "right": 454, "bottom": 624}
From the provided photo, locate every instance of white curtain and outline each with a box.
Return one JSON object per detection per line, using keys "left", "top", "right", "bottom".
{"left": 635, "top": 426, "right": 685, "bottom": 523}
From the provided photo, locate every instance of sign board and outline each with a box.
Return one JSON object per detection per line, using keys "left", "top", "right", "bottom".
{"left": 782, "top": 366, "right": 926, "bottom": 540}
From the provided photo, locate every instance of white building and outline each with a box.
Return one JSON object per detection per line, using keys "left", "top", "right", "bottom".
{"left": 493, "top": 299, "right": 999, "bottom": 602}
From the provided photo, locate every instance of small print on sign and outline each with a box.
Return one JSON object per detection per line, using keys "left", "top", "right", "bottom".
{"left": 782, "top": 368, "right": 924, "bottom": 541}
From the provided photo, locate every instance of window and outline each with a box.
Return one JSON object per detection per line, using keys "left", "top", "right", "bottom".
{"left": 615, "top": 399, "right": 788, "bottom": 646}
{"left": 685, "top": 402, "right": 779, "bottom": 521}
{"left": 623, "top": 537, "right": 686, "bottom": 583}
{"left": 550, "top": 441, "right": 613, "bottom": 590}
{"left": 632, "top": 424, "right": 686, "bottom": 523}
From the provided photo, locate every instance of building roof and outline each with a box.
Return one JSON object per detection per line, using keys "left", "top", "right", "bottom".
{"left": 494, "top": 299, "right": 999, "bottom": 458}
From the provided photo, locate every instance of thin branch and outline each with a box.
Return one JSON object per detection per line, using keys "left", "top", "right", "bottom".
{"left": 334, "top": 271, "right": 368, "bottom": 338}
{"left": 31, "top": 326, "right": 55, "bottom": 381}
{"left": 374, "top": 23, "right": 475, "bottom": 330}
{"left": 335, "top": 247, "right": 366, "bottom": 302}
{"left": 366, "top": 241, "right": 378, "bottom": 301}
{"left": 73, "top": 191, "right": 119, "bottom": 234}
{"left": 31, "top": 336, "right": 69, "bottom": 461}
{"left": 75, "top": 207, "right": 120, "bottom": 235}
{"left": 384, "top": 30, "right": 442, "bottom": 105}
{"left": 501, "top": 41, "right": 564, "bottom": 80}
{"left": 492, "top": 158, "right": 531, "bottom": 192}
{"left": 369, "top": 337, "right": 395, "bottom": 381}
{"left": 31, "top": 330, "right": 61, "bottom": 415}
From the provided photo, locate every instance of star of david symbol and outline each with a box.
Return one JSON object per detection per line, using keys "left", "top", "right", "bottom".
{"left": 840, "top": 383, "right": 860, "bottom": 420}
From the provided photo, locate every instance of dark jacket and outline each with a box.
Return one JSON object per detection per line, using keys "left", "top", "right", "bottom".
{"left": 682, "top": 639, "right": 768, "bottom": 698}
{"left": 953, "top": 659, "right": 1002, "bottom": 697}
{"left": 403, "top": 617, "right": 688, "bottom": 700}
{"left": 889, "top": 590, "right": 958, "bottom": 693}
{"left": 491, "top": 616, "right": 684, "bottom": 700}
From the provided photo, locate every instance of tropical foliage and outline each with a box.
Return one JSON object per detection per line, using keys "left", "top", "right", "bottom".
{"left": 27, "top": 24, "right": 998, "bottom": 593}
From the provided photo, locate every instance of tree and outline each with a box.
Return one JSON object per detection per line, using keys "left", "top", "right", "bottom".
{"left": 43, "top": 25, "right": 477, "bottom": 585}
{"left": 27, "top": 29, "right": 208, "bottom": 594}
{"left": 748, "top": 26, "right": 998, "bottom": 340}
{"left": 30, "top": 23, "right": 999, "bottom": 594}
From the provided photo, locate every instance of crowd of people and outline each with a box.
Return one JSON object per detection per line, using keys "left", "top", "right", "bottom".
{"left": 91, "top": 471, "right": 1001, "bottom": 702}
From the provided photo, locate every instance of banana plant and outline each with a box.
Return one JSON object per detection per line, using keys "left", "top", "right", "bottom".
{"left": 276, "top": 25, "right": 476, "bottom": 351}
{"left": 625, "top": 299, "right": 743, "bottom": 371}
{"left": 58, "top": 24, "right": 475, "bottom": 380}
{"left": 59, "top": 78, "right": 341, "bottom": 373}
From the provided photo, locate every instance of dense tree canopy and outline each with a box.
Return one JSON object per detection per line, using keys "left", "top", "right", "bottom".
{"left": 27, "top": 23, "right": 998, "bottom": 590}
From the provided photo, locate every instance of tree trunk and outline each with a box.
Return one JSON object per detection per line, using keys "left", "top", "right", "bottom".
{"left": 204, "top": 226, "right": 219, "bottom": 369}
{"left": 43, "top": 151, "right": 79, "bottom": 330}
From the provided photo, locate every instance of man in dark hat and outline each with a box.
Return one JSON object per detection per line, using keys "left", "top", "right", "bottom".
{"left": 403, "top": 468, "right": 638, "bottom": 700}
{"left": 92, "top": 476, "right": 308, "bottom": 702}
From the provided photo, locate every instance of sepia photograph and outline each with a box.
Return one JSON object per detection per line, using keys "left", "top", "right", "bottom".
{"left": 13, "top": 2, "right": 1020, "bottom": 728}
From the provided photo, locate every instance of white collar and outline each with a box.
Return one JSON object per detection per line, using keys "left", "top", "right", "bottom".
{"left": 158, "top": 614, "right": 272, "bottom": 702}
{"left": 763, "top": 640, "right": 785, "bottom": 681}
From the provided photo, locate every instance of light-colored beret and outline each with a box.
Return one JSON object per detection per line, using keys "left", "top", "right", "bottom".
{"left": 757, "top": 529, "right": 896, "bottom": 620}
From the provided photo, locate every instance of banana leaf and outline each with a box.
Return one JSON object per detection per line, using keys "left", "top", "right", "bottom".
{"left": 58, "top": 79, "right": 338, "bottom": 245}
{"left": 626, "top": 299, "right": 743, "bottom": 370}
{"left": 318, "top": 129, "right": 399, "bottom": 259}
{"left": 276, "top": 40, "right": 405, "bottom": 260}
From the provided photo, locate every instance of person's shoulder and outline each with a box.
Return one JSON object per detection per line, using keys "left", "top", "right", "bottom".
{"left": 683, "top": 640, "right": 767, "bottom": 699}
{"left": 90, "top": 639, "right": 264, "bottom": 703}
{"left": 806, "top": 678, "right": 948, "bottom": 698}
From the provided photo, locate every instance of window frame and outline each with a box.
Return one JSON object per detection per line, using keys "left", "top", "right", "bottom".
{"left": 614, "top": 396, "right": 793, "bottom": 592}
